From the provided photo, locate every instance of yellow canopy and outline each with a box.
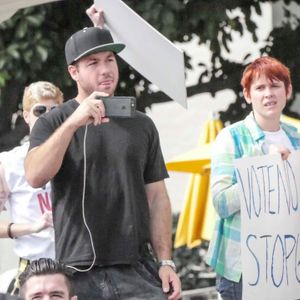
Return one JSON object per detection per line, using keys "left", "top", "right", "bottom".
{"left": 167, "top": 118, "right": 223, "bottom": 248}
{"left": 281, "top": 115, "right": 300, "bottom": 130}
{"left": 166, "top": 144, "right": 211, "bottom": 174}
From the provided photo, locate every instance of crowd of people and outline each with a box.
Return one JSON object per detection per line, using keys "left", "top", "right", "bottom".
{"left": 1, "top": 3, "right": 299, "bottom": 300}
{"left": 1, "top": 4, "right": 180, "bottom": 300}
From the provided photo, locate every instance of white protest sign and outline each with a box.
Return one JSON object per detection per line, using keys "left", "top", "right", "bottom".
{"left": 94, "top": 0, "right": 187, "bottom": 108}
{"left": 235, "top": 150, "right": 300, "bottom": 300}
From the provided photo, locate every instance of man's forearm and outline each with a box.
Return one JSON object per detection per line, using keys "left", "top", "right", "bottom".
{"left": 150, "top": 199, "right": 173, "bottom": 260}
{"left": 25, "top": 118, "right": 78, "bottom": 188}
{"left": 146, "top": 181, "right": 173, "bottom": 260}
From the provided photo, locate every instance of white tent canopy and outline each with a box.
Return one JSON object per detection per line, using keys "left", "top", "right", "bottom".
{"left": 0, "top": 0, "right": 61, "bottom": 23}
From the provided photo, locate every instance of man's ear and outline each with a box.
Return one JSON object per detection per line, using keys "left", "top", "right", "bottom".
{"left": 243, "top": 88, "right": 251, "bottom": 104}
{"left": 23, "top": 110, "right": 30, "bottom": 125}
{"left": 68, "top": 65, "right": 79, "bottom": 81}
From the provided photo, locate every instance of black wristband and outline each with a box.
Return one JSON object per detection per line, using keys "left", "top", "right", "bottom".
{"left": 7, "top": 222, "right": 14, "bottom": 239}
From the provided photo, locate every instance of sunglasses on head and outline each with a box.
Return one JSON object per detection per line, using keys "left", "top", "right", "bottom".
{"left": 32, "top": 105, "right": 57, "bottom": 117}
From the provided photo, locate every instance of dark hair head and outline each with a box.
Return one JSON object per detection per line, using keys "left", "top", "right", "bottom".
{"left": 19, "top": 258, "right": 74, "bottom": 297}
{"left": 65, "top": 27, "right": 125, "bottom": 65}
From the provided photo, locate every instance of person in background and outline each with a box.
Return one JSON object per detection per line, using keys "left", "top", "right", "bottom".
{"left": 19, "top": 258, "right": 77, "bottom": 300}
{"left": 0, "top": 81, "right": 63, "bottom": 295}
{"left": 205, "top": 56, "right": 300, "bottom": 300}
{"left": 24, "top": 20, "right": 181, "bottom": 300}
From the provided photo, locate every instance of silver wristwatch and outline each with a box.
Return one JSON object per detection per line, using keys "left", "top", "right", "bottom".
{"left": 159, "top": 259, "right": 176, "bottom": 272}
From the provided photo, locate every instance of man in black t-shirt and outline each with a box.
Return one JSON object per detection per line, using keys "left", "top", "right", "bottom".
{"left": 24, "top": 24, "right": 181, "bottom": 300}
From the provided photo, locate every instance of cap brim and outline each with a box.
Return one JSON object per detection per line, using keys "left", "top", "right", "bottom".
{"left": 73, "top": 43, "right": 125, "bottom": 64}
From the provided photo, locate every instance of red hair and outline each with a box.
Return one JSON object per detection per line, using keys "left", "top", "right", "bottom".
{"left": 241, "top": 56, "right": 291, "bottom": 96}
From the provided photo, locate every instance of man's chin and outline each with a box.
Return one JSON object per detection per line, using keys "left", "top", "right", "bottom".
{"left": 95, "top": 87, "right": 114, "bottom": 96}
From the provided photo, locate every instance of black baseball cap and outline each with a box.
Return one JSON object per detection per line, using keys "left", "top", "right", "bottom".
{"left": 65, "top": 27, "right": 125, "bottom": 65}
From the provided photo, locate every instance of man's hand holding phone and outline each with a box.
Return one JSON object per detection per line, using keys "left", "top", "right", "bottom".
{"left": 68, "top": 92, "right": 109, "bottom": 128}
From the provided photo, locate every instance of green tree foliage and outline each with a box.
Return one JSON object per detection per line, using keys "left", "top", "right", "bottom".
{"left": 0, "top": 0, "right": 299, "bottom": 151}
{"left": 0, "top": 0, "right": 91, "bottom": 149}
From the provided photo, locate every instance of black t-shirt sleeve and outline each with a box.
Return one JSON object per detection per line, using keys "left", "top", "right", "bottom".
{"left": 29, "top": 116, "right": 55, "bottom": 151}
{"left": 143, "top": 118, "right": 169, "bottom": 184}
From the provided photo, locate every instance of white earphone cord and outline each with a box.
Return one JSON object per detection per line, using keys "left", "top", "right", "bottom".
{"left": 67, "top": 124, "right": 97, "bottom": 272}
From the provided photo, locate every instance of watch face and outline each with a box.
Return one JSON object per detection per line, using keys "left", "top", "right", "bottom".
{"left": 159, "top": 260, "right": 176, "bottom": 271}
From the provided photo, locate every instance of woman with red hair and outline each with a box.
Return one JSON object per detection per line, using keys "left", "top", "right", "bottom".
{"left": 206, "top": 56, "right": 300, "bottom": 300}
